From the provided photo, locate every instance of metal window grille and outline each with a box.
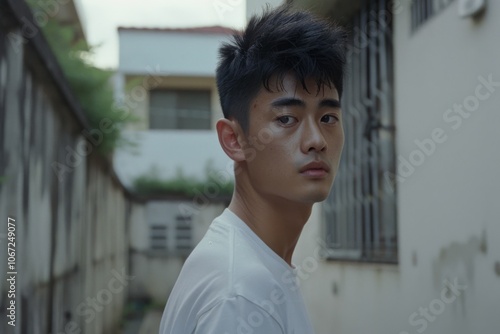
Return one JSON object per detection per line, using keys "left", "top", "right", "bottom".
{"left": 411, "top": 0, "right": 456, "bottom": 32}
{"left": 323, "top": 0, "right": 398, "bottom": 263}
{"left": 174, "top": 215, "right": 192, "bottom": 252}
{"left": 150, "top": 225, "right": 168, "bottom": 250}
{"left": 149, "top": 215, "right": 192, "bottom": 253}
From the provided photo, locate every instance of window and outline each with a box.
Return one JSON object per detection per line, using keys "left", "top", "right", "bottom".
{"left": 174, "top": 215, "right": 192, "bottom": 252}
{"left": 411, "top": 0, "right": 456, "bottom": 32}
{"left": 149, "top": 89, "right": 211, "bottom": 129}
{"left": 323, "top": 0, "right": 398, "bottom": 263}
{"left": 150, "top": 225, "right": 168, "bottom": 250}
{"left": 149, "top": 215, "right": 193, "bottom": 254}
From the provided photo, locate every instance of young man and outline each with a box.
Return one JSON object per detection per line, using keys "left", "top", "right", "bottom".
{"left": 159, "top": 4, "right": 346, "bottom": 334}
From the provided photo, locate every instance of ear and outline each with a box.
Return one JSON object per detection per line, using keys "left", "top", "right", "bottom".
{"left": 216, "top": 118, "right": 246, "bottom": 162}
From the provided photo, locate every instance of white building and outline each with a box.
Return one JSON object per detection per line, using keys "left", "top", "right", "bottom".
{"left": 114, "top": 25, "right": 237, "bottom": 183}
{"left": 113, "top": 25, "right": 236, "bottom": 304}
{"left": 287, "top": 0, "right": 500, "bottom": 333}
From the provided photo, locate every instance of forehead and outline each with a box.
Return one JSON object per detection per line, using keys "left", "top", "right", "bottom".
{"left": 258, "top": 73, "right": 339, "bottom": 101}
{"left": 250, "top": 74, "right": 339, "bottom": 113}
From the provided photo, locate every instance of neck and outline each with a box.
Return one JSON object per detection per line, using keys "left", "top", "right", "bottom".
{"left": 228, "top": 181, "right": 312, "bottom": 266}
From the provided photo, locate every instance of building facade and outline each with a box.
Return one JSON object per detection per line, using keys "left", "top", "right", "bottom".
{"left": 114, "top": 25, "right": 236, "bottom": 305}
{"left": 289, "top": 0, "right": 500, "bottom": 333}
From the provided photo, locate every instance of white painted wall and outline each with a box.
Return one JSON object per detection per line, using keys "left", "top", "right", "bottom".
{"left": 115, "top": 30, "right": 232, "bottom": 185}
{"left": 118, "top": 29, "right": 233, "bottom": 77}
{"left": 294, "top": 1, "right": 500, "bottom": 334}
{"left": 113, "top": 130, "right": 234, "bottom": 186}
{"left": 128, "top": 201, "right": 226, "bottom": 304}
{"left": 72, "top": 0, "right": 87, "bottom": 32}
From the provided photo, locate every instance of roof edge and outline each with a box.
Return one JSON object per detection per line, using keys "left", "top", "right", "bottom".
{"left": 118, "top": 25, "right": 239, "bottom": 35}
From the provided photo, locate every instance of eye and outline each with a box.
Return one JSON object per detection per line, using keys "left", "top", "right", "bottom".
{"left": 321, "top": 114, "right": 339, "bottom": 124}
{"left": 276, "top": 115, "right": 297, "bottom": 126}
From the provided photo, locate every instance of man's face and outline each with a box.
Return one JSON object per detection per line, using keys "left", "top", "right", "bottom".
{"left": 240, "top": 73, "right": 344, "bottom": 204}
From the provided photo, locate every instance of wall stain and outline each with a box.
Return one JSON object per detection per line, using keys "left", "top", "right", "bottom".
{"left": 432, "top": 230, "right": 488, "bottom": 318}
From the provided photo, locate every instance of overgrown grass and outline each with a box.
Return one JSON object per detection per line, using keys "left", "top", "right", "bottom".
{"left": 133, "top": 163, "right": 234, "bottom": 198}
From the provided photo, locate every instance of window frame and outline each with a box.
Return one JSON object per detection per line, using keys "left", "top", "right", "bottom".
{"left": 148, "top": 89, "right": 212, "bottom": 130}
{"left": 322, "top": 0, "right": 398, "bottom": 264}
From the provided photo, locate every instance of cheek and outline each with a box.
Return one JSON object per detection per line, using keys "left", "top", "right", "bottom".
{"left": 250, "top": 143, "right": 290, "bottom": 177}
{"left": 329, "top": 128, "right": 344, "bottom": 150}
{"left": 243, "top": 146, "right": 257, "bottom": 161}
{"left": 337, "top": 133, "right": 345, "bottom": 151}
{"left": 265, "top": 139, "right": 295, "bottom": 161}
{"left": 339, "top": 130, "right": 345, "bottom": 151}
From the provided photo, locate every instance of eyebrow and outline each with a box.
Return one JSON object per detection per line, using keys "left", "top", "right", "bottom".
{"left": 319, "top": 99, "right": 341, "bottom": 109}
{"left": 271, "top": 97, "right": 305, "bottom": 108}
{"left": 270, "top": 97, "right": 341, "bottom": 109}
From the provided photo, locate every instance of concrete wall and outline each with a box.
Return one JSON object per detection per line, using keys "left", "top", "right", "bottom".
{"left": 113, "top": 130, "right": 233, "bottom": 188}
{"left": 128, "top": 200, "right": 226, "bottom": 305}
{"left": 0, "top": 2, "right": 144, "bottom": 333}
{"left": 294, "top": 1, "right": 500, "bottom": 334}
{"left": 118, "top": 29, "right": 233, "bottom": 77}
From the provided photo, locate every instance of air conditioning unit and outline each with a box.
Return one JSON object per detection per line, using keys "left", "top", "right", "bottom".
{"left": 458, "top": 0, "right": 486, "bottom": 18}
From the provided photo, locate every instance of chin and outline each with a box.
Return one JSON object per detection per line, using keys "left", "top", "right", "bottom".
{"left": 312, "top": 193, "right": 330, "bottom": 203}
{"left": 300, "top": 190, "right": 330, "bottom": 203}
{"left": 300, "top": 181, "right": 333, "bottom": 202}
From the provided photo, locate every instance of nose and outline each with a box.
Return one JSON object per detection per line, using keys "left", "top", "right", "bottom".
{"left": 301, "top": 118, "right": 327, "bottom": 153}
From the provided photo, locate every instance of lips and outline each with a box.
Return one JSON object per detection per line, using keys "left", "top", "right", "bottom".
{"left": 299, "top": 161, "right": 330, "bottom": 177}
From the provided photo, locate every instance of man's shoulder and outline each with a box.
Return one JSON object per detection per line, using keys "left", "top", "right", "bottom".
{"left": 160, "top": 212, "right": 306, "bottom": 333}
{"left": 184, "top": 223, "right": 278, "bottom": 281}
{"left": 181, "top": 218, "right": 288, "bottom": 298}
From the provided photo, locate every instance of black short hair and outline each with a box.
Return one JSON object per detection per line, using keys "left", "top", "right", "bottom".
{"left": 216, "top": 4, "right": 347, "bottom": 134}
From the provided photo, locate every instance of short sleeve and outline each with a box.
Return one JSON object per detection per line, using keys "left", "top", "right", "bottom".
{"left": 194, "top": 295, "right": 285, "bottom": 334}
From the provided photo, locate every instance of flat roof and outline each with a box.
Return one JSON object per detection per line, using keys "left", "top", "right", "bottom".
{"left": 118, "top": 25, "right": 238, "bottom": 35}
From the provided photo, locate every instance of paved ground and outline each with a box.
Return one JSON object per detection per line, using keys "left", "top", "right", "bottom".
{"left": 123, "top": 310, "right": 162, "bottom": 334}
{"left": 123, "top": 318, "right": 142, "bottom": 334}
{"left": 138, "top": 310, "right": 163, "bottom": 334}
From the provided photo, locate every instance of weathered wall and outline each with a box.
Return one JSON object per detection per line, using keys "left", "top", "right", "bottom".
{"left": 0, "top": 1, "right": 144, "bottom": 333}
{"left": 129, "top": 200, "right": 225, "bottom": 305}
{"left": 293, "top": 1, "right": 500, "bottom": 334}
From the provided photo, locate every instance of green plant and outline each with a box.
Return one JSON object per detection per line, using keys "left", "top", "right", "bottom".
{"left": 27, "top": 1, "right": 138, "bottom": 155}
{"left": 133, "top": 161, "right": 234, "bottom": 198}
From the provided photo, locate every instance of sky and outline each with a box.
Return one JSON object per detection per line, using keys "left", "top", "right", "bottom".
{"left": 79, "top": 0, "right": 246, "bottom": 69}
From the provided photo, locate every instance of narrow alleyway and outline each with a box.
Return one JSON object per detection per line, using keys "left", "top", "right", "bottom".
{"left": 124, "top": 310, "right": 162, "bottom": 334}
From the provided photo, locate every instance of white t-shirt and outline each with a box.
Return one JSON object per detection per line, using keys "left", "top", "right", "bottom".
{"left": 159, "top": 208, "right": 315, "bottom": 334}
